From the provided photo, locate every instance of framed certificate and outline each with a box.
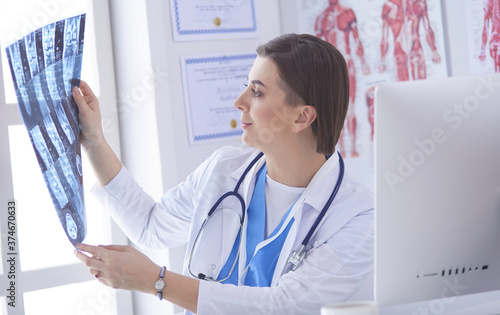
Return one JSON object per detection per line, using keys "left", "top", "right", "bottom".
{"left": 170, "top": 0, "right": 259, "bottom": 41}
{"left": 181, "top": 53, "right": 256, "bottom": 145}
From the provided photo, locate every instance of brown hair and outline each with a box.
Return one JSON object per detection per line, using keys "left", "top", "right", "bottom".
{"left": 256, "top": 33, "right": 349, "bottom": 155}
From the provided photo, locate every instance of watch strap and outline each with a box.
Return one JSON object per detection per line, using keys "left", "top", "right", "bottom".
{"left": 157, "top": 266, "right": 166, "bottom": 300}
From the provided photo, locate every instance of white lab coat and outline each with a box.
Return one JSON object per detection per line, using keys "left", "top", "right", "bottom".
{"left": 93, "top": 146, "right": 374, "bottom": 314}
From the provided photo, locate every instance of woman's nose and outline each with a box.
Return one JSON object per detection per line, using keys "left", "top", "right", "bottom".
{"left": 233, "top": 90, "right": 247, "bottom": 112}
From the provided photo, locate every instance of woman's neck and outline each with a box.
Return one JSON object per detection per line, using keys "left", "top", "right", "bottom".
{"left": 264, "top": 147, "right": 327, "bottom": 188}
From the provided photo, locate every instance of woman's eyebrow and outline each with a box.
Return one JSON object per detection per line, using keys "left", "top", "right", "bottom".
{"left": 247, "top": 77, "right": 267, "bottom": 88}
{"left": 252, "top": 80, "right": 266, "bottom": 88}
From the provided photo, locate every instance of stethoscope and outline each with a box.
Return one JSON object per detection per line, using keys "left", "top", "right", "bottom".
{"left": 187, "top": 151, "right": 345, "bottom": 282}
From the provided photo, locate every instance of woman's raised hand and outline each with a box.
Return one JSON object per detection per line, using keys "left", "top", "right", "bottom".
{"left": 72, "top": 80, "right": 122, "bottom": 187}
{"left": 72, "top": 80, "right": 104, "bottom": 151}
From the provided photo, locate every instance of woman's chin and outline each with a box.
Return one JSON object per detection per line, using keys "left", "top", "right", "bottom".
{"left": 241, "top": 133, "right": 258, "bottom": 150}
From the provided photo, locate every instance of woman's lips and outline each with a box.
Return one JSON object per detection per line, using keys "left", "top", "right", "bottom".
{"left": 241, "top": 122, "right": 252, "bottom": 129}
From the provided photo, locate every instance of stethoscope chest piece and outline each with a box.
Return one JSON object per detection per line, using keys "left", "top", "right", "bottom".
{"left": 287, "top": 245, "right": 306, "bottom": 271}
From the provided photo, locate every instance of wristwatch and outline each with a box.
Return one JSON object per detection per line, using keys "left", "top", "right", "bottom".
{"left": 155, "top": 266, "right": 166, "bottom": 300}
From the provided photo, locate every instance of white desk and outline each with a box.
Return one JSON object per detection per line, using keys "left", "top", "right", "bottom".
{"left": 348, "top": 272, "right": 500, "bottom": 314}
{"left": 379, "top": 290, "right": 500, "bottom": 315}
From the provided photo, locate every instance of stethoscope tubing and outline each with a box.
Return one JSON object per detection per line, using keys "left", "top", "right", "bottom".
{"left": 300, "top": 152, "right": 344, "bottom": 247}
{"left": 206, "top": 152, "right": 264, "bottom": 220}
{"left": 188, "top": 151, "right": 344, "bottom": 281}
{"left": 188, "top": 152, "right": 263, "bottom": 282}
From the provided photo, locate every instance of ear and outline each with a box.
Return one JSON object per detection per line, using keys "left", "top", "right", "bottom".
{"left": 293, "top": 105, "right": 317, "bottom": 133}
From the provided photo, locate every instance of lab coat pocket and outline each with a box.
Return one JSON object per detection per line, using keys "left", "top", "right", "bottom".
{"left": 189, "top": 204, "right": 242, "bottom": 280}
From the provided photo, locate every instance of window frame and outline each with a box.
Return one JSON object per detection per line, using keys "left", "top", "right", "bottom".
{"left": 0, "top": 1, "right": 132, "bottom": 314}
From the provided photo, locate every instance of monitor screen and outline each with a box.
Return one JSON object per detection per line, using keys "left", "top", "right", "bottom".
{"left": 374, "top": 73, "right": 500, "bottom": 307}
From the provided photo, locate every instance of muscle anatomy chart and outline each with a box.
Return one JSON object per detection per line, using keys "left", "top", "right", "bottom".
{"left": 379, "top": 0, "right": 441, "bottom": 81}
{"left": 297, "top": 0, "right": 447, "bottom": 187}
{"left": 5, "top": 14, "right": 87, "bottom": 246}
{"left": 467, "top": 0, "right": 500, "bottom": 74}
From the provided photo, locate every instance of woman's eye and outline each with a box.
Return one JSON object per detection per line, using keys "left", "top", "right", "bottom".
{"left": 251, "top": 88, "right": 261, "bottom": 97}
{"left": 244, "top": 83, "right": 261, "bottom": 97}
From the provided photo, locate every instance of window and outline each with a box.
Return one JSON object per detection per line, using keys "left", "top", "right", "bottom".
{"left": 23, "top": 280, "right": 117, "bottom": 315}
{"left": 0, "top": 1, "right": 131, "bottom": 314}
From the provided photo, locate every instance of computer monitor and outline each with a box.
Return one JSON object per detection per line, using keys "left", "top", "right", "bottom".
{"left": 374, "top": 73, "right": 500, "bottom": 307}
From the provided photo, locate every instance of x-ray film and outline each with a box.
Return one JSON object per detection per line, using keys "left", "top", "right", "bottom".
{"left": 5, "top": 14, "right": 86, "bottom": 246}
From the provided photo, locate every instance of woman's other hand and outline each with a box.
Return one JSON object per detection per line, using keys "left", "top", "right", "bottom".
{"left": 75, "top": 243, "right": 200, "bottom": 312}
{"left": 75, "top": 244, "right": 160, "bottom": 294}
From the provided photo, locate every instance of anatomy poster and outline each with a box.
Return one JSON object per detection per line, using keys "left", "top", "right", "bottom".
{"left": 5, "top": 14, "right": 87, "bottom": 246}
{"left": 466, "top": 0, "right": 500, "bottom": 74}
{"left": 297, "top": 0, "right": 447, "bottom": 187}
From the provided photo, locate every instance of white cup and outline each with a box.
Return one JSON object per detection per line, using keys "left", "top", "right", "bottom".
{"left": 321, "top": 301, "right": 378, "bottom": 315}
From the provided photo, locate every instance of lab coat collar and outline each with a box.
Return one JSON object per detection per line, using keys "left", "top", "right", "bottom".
{"left": 229, "top": 151, "right": 341, "bottom": 213}
{"left": 300, "top": 152, "right": 341, "bottom": 213}
{"left": 229, "top": 151, "right": 266, "bottom": 202}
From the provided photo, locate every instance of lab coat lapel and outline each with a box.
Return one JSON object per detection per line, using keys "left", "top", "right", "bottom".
{"left": 271, "top": 208, "right": 303, "bottom": 286}
{"left": 269, "top": 155, "right": 340, "bottom": 286}
{"left": 229, "top": 154, "right": 266, "bottom": 207}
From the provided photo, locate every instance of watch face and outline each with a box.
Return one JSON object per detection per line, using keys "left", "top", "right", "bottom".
{"left": 155, "top": 279, "right": 165, "bottom": 291}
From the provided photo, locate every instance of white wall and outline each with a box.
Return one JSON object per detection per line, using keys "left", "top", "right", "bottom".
{"left": 441, "top": 0, "right": 470, "bottom": 76}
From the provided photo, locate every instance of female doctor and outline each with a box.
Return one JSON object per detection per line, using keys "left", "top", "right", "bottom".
{"left": 74, "top": 33, "right": 374, "bottom": 314}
